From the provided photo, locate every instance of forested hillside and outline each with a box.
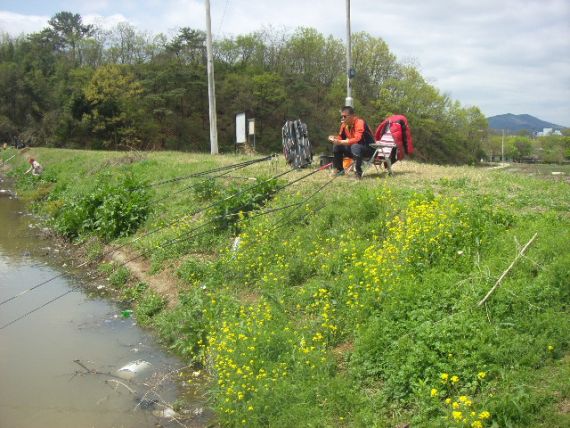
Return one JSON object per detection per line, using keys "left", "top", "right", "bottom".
{"left": 0, "top": 11, "right": 488, "bottom": 163}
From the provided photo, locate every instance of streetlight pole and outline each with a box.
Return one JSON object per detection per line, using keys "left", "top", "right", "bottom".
{"left": 205, "top": 0, "right": 219, "bottom": 154}
{"left": 345, "top": 0, "right": 353, "bottom": 107}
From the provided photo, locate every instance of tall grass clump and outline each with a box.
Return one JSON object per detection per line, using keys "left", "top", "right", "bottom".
{"left": 52, "top": 172, "right": 152, "bottom": 240}
{"left": 209, "top": 176, "right": 282, "bottom": 232}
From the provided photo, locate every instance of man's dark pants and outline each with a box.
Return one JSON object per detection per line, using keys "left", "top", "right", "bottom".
{"left": 333, "top": 143, "right": 374, "bottom": 176}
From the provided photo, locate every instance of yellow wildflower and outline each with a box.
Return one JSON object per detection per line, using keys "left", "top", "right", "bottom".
{"left": 441, "top": 373, "right": 449, "bottom": 382}
{"left": 471, "top": 421, "right": 483, "bottom": 428}
{"left": 479, "top": 410, "right": 491, "bottom": 419}
{"left": 477, "top": 371, "right": 486, "bottom": 380}
{"left": 451, "top": 375, "right": 460, "bottom": 384}
{"left": 431, "top": 388, "right": 438, "bottom": 397}
{"left": 452, "top": 411, "right": 463, "bottom": 421}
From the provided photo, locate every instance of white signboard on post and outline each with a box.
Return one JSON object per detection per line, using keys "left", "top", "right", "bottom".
{"left": 235, "top": 112, "right": 246, "bottom": 144}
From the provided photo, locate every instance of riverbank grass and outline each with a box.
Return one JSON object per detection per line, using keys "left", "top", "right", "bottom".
{"left": 8, "top": 147, "right": 570, "bottom": 427}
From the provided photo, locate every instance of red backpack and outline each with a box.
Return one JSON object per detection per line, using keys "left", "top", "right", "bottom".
{"left": 374, "top": 115, "right": 414, "bottom": 160}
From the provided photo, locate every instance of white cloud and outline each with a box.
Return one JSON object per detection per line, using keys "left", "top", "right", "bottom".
{"left": 83, "top": 13, "right": 131, "bottom": 30}
{"left": 0, "top": 0, "right": 568, "bottom": 125}
{"left": 0, "top": 11, "right": 48, "bottom": 37}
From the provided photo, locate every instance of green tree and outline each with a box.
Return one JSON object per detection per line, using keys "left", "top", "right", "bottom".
{"left": 513, "top": 137, "right": 533, "bottom": 160}
{"left": 83, "top": 64, "right": 144, "bottom": 148}
{"left": 351, "top": 32, "right": 398, "bottom": 109}
{"left": 46, "top": 11, "right": 94, "bottom": 65}
{"left": 215, "top": 33, "right": 265, "bottom": 70}
{"left": 167, "top": 28, "right": 206, "bottom": 65}
{"left": 105, "top": 22, "right": 154, "bottom": 65}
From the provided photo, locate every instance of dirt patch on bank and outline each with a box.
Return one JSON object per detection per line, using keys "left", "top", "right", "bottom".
{"left": 108, "top": 249, "right": 181, "bottom": 307}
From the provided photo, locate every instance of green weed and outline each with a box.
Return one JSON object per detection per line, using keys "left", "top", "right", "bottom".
{"left": 120, "top": 281, "right": 148, "bottom": 302}
{"left": 210, "top": 176, "right": 282, "bottom": 232}
{"left": 193, "top": 178, "right": 221, "bottom": 201}
{"left": 135, "top": 291, "right": 166, "bottom": 325}
{"left": 108, "top": 266, "right": 130, "bottom": 287}
{"left": 52, "top": 172, "right": 152, "bottom": 241}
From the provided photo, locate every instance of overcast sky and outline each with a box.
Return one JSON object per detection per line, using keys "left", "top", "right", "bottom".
{"left": 1, "top": 0, "right": 568, "bottom": 126}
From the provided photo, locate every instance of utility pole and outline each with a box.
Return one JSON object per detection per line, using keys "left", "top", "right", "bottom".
{"left": 501, "top": 129, "right": 505, "bottom": 163}
{"left": 205, "top": 0, "right": 219, "bottom": 154}
{"left": 345, "top": 0, "right": 353, "bottom": 107}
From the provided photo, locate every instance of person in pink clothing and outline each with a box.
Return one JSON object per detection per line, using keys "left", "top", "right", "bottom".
{"left": 24, "top": 158, "right": 43, "bottom": 176}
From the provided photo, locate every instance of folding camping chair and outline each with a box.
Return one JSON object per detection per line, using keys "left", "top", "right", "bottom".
{"left": 362, "top": 127, "right": 398, "bottom": 176}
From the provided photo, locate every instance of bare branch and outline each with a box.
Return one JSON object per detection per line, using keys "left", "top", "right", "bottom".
{"left": 478, "top": 233, "right": 538, "bottom": 307}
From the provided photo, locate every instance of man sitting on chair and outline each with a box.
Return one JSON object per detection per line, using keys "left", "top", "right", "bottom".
{"left": 328, "top": 106, "right": 374, "bottom": 179}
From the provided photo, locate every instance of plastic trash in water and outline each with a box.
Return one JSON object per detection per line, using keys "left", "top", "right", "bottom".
{"left": 152, "top": 407, "right": 178, "bottom": 418}
{"left": 116, "top": 360, "right": 152, "bottom": 380}
{"left": 121, "top": 309, "right": 133, "bottom": 318}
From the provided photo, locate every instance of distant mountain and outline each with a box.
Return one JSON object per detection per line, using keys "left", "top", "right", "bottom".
{"left": 487, "top": 114, "right": 566, "bottom": 132}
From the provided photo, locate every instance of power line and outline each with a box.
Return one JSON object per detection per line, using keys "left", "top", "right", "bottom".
{"left": 217, "top": 0, "right": 231, "bottom": 34}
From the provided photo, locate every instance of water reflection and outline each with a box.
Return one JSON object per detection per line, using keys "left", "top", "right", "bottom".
{"left": 0, "top": 186, "right": 206, "bottom": 428}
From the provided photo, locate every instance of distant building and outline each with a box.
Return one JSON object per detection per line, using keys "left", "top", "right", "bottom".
{"left": 536, "top": 127, "right": 562, "bottom": 137}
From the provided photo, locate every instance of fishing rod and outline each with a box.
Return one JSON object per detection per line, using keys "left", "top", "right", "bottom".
{"left": 102, "top": 161, "right": 322, "bottom": 272}
{"left": 0, "top": 161, "right": 313, "bottom": 307}
{"left": 0, "top": 159, "right": 330, "bottom": 329}
{"left": 267, "top": 163, "right": 337, "bottom": 233}
{"left": 151, "top": 156, "right": 274, "bottom": 205}
{"left": 105, "top": 162, "right": 300, "bottom": 258}
{"left": 0, "top": 199, "right": 309, "bottom": 330}
{"left": 147, "top": 155, "right": 275, "bottom": 188}
{"left": 0, "top": 156, "right": 278, "bottom": 306}
{"left": 110, "top": 200, "right": 306, "bottom": 270}
{"left": 2, "top": 154, "right": 17, "bottom": 164}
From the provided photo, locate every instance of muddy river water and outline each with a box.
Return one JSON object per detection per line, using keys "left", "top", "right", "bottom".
{"left": 0, "top": 181, "right": 207, "bottom": 428}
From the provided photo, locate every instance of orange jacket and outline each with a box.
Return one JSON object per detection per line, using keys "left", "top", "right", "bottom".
{"left": 337, "top": 117, "right": 368, "bottom": 145}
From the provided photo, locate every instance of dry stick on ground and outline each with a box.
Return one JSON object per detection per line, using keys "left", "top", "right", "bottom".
{"left": 135, "top": 365, "right": 193, "bottom": 411}
{"left": 72, "top": 359, "right": 130, "bottom": 381}
{"left": 134, "top": 366, "right": 195, "bottom": 428}
{"left": 478, "top": 233, "right": 538, "bottom": 307}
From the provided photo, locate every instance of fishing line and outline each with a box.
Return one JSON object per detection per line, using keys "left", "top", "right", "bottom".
{"left": 0, "top": 289, "right": 75, "bottom": 330}
{"left": 1, "top": 159, "right": 325, "bottom": 327}
{"left": 147, "top": 155, "right": 274, "bottom": 188}
{"left": 0, "top": 161, "right": 309, "bottom": 307}
{"left": 151, "top": 157, "right": 269, "bottom": 204}
{"left": 0, "top": 200, "right": 306, "bottom": 330}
